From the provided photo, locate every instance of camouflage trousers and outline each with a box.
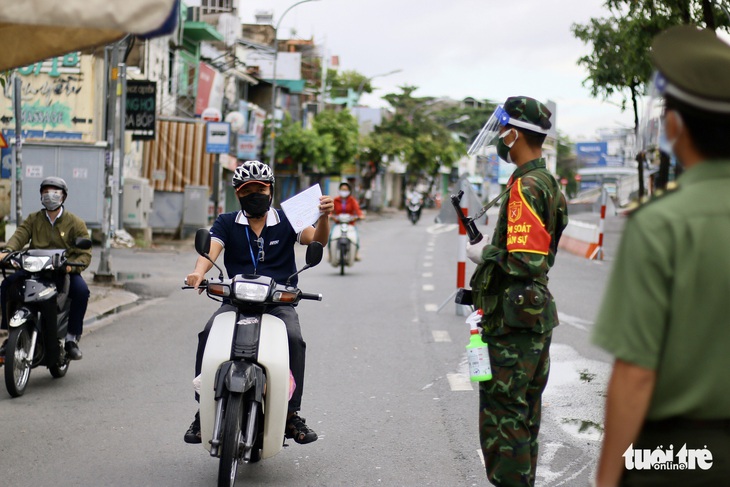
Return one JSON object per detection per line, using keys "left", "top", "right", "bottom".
{"left": 479, "top": 330, "right": 552, "bottom": 487}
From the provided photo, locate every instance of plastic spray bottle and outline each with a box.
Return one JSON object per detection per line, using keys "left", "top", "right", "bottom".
{"left": 465, "top": 309, "right": 492, "bottom": 382}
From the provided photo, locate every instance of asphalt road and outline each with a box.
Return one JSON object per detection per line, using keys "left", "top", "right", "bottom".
{"left": 0, "top": 207, "right": 619, "bottom": 486}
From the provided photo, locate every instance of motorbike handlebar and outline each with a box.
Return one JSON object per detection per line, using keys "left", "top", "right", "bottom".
{"left": 300, "top": 292, "right": 323, "bottom": 301}
{"left": 67, "top": 262, "right": 86, "bottom": 268}
{"left": 182, "top": 278, "right": 208, "bottom": 290}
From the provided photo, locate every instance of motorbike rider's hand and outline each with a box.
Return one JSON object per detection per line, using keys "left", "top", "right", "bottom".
{"left": 186, "top": 271, "right": 206, "bottom": 294}
{"left": 466, "top": 238, "right": 489, "bottom": 264}
{"left": 319, "top": 196, "right": 334, "bottom": 216}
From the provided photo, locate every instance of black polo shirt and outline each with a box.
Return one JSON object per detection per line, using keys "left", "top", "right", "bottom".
{"left": 210, "top": 209, "right": 303, "bottom": 286}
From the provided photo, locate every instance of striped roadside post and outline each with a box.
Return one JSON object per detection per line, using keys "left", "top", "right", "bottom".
{"left": 590, "top": 187, "right": 607, "bottom": 261}
{"left": 456, "top": 189, "right": 470, "bottom": 316}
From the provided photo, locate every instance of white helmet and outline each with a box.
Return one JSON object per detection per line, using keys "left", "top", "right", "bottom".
{"left": 232, "top": 160, "right": 275, "bottom": 189}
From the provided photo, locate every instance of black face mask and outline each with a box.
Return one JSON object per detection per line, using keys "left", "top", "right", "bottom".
{"left": 239, "top": 193, "right": 271, "bottom": 218}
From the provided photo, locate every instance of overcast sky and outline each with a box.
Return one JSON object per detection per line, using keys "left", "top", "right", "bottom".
{"left": 238, "top": 0, "right": 637, "bottom": 141}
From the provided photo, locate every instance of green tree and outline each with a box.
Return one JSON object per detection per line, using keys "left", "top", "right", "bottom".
{"left": 555, "top": 132, "right": 578, "bottom": 197}
{"left": 274, "top": 113, "right": 334, "bottom": 173}
{"left": 312, "top": 109, "right": 359, "bottom": 173}
{"left": 367, "top": 86, "right": 463, "bottom": 180}
{"left": 326, "top": 69, "right": 371, "bottom": 100}
{"left": 572, "top": 0, "right": 730, "bottom": 197}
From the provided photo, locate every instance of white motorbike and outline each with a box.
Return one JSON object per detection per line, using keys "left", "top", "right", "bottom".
{"left": 329, "top": 213, "right": 358, "bottom": 275}
{"left": 185, "top": 229, "right": 323, "bottom": 487}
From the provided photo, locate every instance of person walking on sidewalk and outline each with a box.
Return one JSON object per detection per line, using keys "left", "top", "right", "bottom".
{"left": 465, "top": 96, "right": 568, "bottom": 487}
{"left": 183, "top": 160, "right": 334, "bottom": 445}
{"left": 592, "top": 25, "right": 730, "bottom": 487}
{"left": 0, "top": 177, "right": 91, "bottom": 362}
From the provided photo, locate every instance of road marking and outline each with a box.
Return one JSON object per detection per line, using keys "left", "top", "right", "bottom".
{"left": 422, "top": 272, "right": 433, "bottom": 278}
{"left": 432, "top": 330, "right": 451, "bottom": 342}
{"left": 424, "top": 303, "right": 438, "bottom": 312}
{"left": 558, "top": 312, "right": 592, "bottom": 331}
{"left": 423, "top": 262, "right": 433, "bottom": 267}
{"left": 427, "top": 223, "right": 458, "bottom": 235}
{"left": 422, "top": 284, "right": 435, "bottom": 291}
{"left": 447, "top": 373, "right": 473, "bottom": 391}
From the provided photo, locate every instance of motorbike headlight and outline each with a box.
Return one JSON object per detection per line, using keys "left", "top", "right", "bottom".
{"left": 234, "top": 282, "right": 269, "bottom": 302}
{"left": 22, "top": 256, "right": 51, "bottom": 272}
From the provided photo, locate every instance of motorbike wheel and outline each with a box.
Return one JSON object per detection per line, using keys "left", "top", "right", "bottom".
{"left": 4, "top": 327, "right": 33, "bottom": 397}
{"left": 218, "top": 393, "right": 244, "bottom": 487}
{"left": 49, "top": 355, "right": 70, "bottom": 378}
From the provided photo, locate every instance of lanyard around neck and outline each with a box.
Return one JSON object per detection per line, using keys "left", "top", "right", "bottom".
{"left": 245, "top": 226, "right": 264, "bottom": 275}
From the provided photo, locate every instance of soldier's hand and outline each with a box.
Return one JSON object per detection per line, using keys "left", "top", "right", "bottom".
{"left": 467, "top": 239, "right": 489, "bottom": 264}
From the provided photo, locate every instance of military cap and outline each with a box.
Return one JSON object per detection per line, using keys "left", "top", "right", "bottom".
{"left": 503, "top": 96, "right": 552, "bottom": 134}
{"left": 651, "top": 25, "right": 730, "bottom": 113}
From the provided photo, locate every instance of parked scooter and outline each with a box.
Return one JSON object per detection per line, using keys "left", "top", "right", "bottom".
{"left": 1, "top": 238, "right": 92, "bottom": 397}
{"left": 406, "top": 192, "right": 423, "bottom": 225}
{"left": 184, "top": 229, "right": 323, "bottom": 487}
{"left": 329, "top": 213, "right": 358, "bottom": 275}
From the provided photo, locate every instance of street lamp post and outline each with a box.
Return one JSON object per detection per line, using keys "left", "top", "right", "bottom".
{"left": 354, "top": 69, "right": 402, "bottom": 106}
{"left": 269, "top": 0, "right": 320, "bottom": 168}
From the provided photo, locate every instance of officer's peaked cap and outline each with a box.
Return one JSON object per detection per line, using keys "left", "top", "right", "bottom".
{"left": 651, "top": 25, "right": 730, "bottom": 113}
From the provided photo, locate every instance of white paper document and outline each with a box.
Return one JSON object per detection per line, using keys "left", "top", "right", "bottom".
{"left": 281, "top": 184, "right": 323, "bottom": 234}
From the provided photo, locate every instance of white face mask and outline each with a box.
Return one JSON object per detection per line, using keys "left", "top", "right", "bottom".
{"left": 659, "top": 111, "right": 683, "bottom": 162}
{"left": 41, "top": 190, "right": 64, "bottom": 211}
{"left": 339, "top": 190, "right": 350, "bottom": 198}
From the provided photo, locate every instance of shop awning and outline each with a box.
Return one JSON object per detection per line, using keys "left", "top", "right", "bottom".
{"left": 183, "top": 21, "right": 224, "bottom": 43}
{"left": 265, "top": 79, "right": 306, "bottom": 94}
{"left": 0, "top": 0, "right": 178, "bottom": 71}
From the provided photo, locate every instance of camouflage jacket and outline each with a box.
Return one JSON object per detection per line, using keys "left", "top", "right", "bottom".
{"left": 470, "top": 158, "right": 568, "bottom": 336}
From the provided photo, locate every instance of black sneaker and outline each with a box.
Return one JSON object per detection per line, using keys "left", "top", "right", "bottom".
{"left": 64, "top": 341, "right": 83, "bottom": 360}
{"left": 285, "top": 413, "right": 318, "bottom": 444}
{"left": 184, "top": 411, "right": 201, "bottom": 444}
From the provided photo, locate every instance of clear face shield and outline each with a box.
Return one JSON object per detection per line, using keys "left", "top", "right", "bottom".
{"left": 636, "top": 72, "right": 668, "bottom": 165}
{"left": 467, "top": 105, "right": 511, "bottom": 157}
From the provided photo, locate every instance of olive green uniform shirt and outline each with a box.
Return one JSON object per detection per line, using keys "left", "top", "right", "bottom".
{"left": 5, "top": 207, "right": 91, "bottom": 273}
{"left": 592, "top": 161, "right": 730, "bottom": 420}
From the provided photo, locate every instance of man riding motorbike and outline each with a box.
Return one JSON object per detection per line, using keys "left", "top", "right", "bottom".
{"left": 0, "top": 177, "right": 91, "bottom": 363}
{"left": 183, "top": 160, "right": 334, "bottom": 445}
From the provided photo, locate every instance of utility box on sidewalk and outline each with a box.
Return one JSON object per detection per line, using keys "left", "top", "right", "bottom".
{"left": 182, "top": 185, "right": 209, "bottom": 238}
{"left": 123, "top": 177, "right": 154, "bottom": 228}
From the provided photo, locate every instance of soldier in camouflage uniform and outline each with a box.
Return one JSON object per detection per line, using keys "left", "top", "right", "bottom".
{"left": 466, "top": 96, "right": 568, "bottom": 486}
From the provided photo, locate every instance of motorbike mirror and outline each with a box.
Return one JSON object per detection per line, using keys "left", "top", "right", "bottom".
{"left": 285, "top": 241, "right": 324, "bottom": 286}
{"left": 194, "top": 228, "right": 224, "bottom": 281}
{"left": 74, "top": 237, "right": 93, "bottom": 250}
{"left": 194, "top": 228, "right": 211, "bottom": 256}
{"left": 305, "top": 241, "right": 323, "bottom": 267}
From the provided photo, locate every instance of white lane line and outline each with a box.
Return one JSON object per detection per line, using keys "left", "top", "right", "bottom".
{"left": 427, "top": 224, "right": 458, "bottom": 234}
{"left": 423, "top": 262, "right": 433, "bottom": 267}
{"left": 422, "top": 272, "right": 433, "bottom": 278}
{"left": 558, "top": 312, "right": 592, "bottom": 331}
{"left": 424, "top": 303, "right": 438, "bottom": 312}
{"left": 447, "top": 373, "right": 473, "bottom": 391}
{"left": 422, "top": 284, "right": 435, "bottom": 291}
{"left": 432, "top": 330, "right": 451, "bottom": 342}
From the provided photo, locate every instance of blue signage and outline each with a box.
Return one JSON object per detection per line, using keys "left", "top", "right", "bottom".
{"left": 576, "top": 142, "right": 608, "bottom": 167}
{"left": 205, "top": 122, "right": 231, "bottom": 154}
